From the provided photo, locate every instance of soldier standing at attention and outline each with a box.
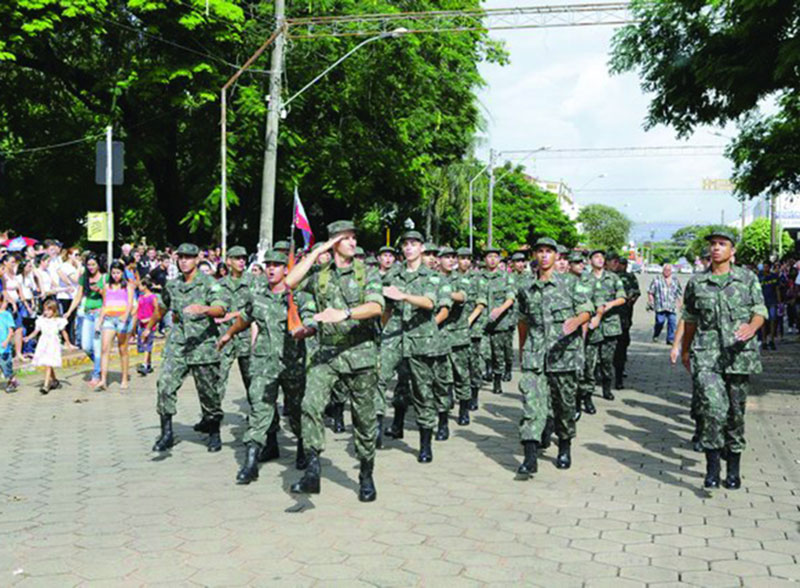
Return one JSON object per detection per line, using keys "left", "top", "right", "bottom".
{"left": 375, "top": 245, "right": 403, "bottom": 447}
{"left": 483, "top": 247, "right": 517, "bottom": 395}
{"left": 681, "top": 230, "right": 766, "bottom": 489}
{"left": 284, "top": 221, "right": 384, "bottom": 501}
{"left": 431, "top": 249, "right": 454, "bottom": 441}
{"left": 146, "top": 243, "right": 228, "bottom": 453}
{"left": 611, "top": 255, "right": 640, "bottom": 390}
{"left": 457, "top": 248, "right": 487, "bottom": 411}
{"left": 578, "top": 250, "right": 626, "bottom": 413}
{"left": 567, "top": 252, "right": 589, "bottom": 426}
{"left": 555, "top": 245, "right": 570, "bottom": 274}
{"left": 382, "top": 231, "right": 446, "bottom": 462}
{"left": 516, "top": 238, "right": 593, "bottom": 477}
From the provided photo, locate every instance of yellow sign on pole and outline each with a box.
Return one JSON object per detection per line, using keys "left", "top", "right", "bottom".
{"left": 87, "top": 212, "right": 113, "bottom": 242}
{"left": 702, "top": 178, "right": 735, "bottom": 191}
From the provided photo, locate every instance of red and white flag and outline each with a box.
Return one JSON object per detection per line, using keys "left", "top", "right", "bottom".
{"left": 293, "top": 187, "right": 314, "bottom": 250}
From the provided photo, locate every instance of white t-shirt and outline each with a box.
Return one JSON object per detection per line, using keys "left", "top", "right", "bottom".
{"left": 56, "top": 262, "right": 79, "bottom": 300}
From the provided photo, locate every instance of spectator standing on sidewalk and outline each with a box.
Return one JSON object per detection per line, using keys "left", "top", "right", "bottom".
{"left": 64, "top": 255, "right": 105, "bottom": 387}
{"left": 0, "top": 299, "right": 19, "bottom": 392}
{"left": 56, "top": 247, "right": 82, "bottom": 342}
{"left": 758, "top": 262, "right": 781, "bottom": 349}
{"left": 648, "top": 264, "right": 683, "bottom": 345}
{"left": 136, "top": 277, "right": 157, "bottom": 375}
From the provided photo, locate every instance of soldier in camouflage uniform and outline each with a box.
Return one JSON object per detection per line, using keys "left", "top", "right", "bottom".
{"left": 286, "top": 221, "right": 385, "bottom": 502}
{"left": 516, "top": 238, "right": 594, "bottom": 477}
{"left": 611, "top": 255, "right": 640, "bottom": 390}
{"left": 457, "top": 248, "right": 487, "bottom": 411}
{"left": 431, "top": 249, "right": 454, "bottom": 441}
{"left": 681, "top": 229, "right": 766, "bottom": 490}
{"left": 217, "top": 250, "right": 311, "bottom": 484}
{"left": 483, "top": 247, "right": 517, "bottom": 395}
{"left": 555, "top": 244, "right": 570, "bottom": 274}
{"left": 146, "top": 243, "right": 228, "bottom": 453}
{"left": 578, "top": 250, "right": 627, "bottom": 413}
{"left": 567, "top": 252, "right": 589, "bottom": 425}
{"left": 382, "top": 231, "right": 447, "bottom": 463}
{"left": 422, "top": 243, "right": 439, "bottom": 271}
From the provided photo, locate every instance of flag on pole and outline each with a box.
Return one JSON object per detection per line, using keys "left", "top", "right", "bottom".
{"left": 293, "top": 188, "right": 315, "bottom": 250}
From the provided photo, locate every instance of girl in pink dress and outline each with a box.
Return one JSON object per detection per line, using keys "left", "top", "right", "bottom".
{"left": 24, "top": 300, "right": 72, "bottom": 394}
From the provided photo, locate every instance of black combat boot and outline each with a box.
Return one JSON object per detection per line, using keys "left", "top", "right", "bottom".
{"left": 385, "top": 406, "right": 405, "bottom": 439}
{"left": 583, "top": 395, "right": 597, "bottom": 415}
{"left": 704, "top": 449, "right": 721, "bottom": 488}
{"left": 358, "top": 459, "right": 377, "bottom": 502}
{"left": 435, "top": 412, "right": 450, "bottom": 441}
{"left": 722, "top": 451, "right": 741, "bottom": 490}
{"left": 540, "top": 417, "right": 554, "bottom": 450}
{"left": 492, "top": 374, "right": 503, "bottom": 395}
{"left": 290, "top": 449, "right": 321, "bottom": 494}
{"left": 468, "top": 386, "right": 479, "bottom": 411}
{"left": 207, "top": 420, "right": 222, "bottom": 453}
{"left": 556, "top": 438, "right": 572, "bottom": 469}
{"left": 333, "top": 403, "right": 346, "bottom": 433}
{"left": 376, "top": 416, "right": 384, "bottom": 449}
{"left": 258, "top": 431, "right": 280, "bottom": 462}
{"left": 516, "top": 440, "right": 538, "bottom": 479}
{"left": 457, "top": 400, "right": 470, "bottom": 426}
{"left": 152, "top": 414, "right": 175, "bottom": 452}
{"left": 418, "top": 428, "right": 433, "bottom": 463}
{"left": 602, "top": 381, "right": 615, "bottom": 401}
{"left": 575, "top": 395, "right": 582, "bottom": 422}
{"left": 236, "top": 443, "right": 260, "bottom": 485}
{"left": 691, "top": 418, "right": 703, "bottom": 452}
{"left": 482, "top": 361, "right": 492, "bottom": 382}
{"left": 295, "top": 439, "right": 308, "bottom": 470}
{"left": 193, "top": 416, "right": 213, "bottom": 433}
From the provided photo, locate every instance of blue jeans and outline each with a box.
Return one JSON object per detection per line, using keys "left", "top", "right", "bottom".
{"left": 81, "top": 310, "right": 103, "bottom": 380}
{"left": 0, "top": 351, "right": 12, "bottom": 379}
{"left": 654, "top": 311, "right": 677, "bottom": 343}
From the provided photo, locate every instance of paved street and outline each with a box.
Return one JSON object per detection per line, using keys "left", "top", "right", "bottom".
{"left": 2, "top": 289, "right": 799, "bottom": 587}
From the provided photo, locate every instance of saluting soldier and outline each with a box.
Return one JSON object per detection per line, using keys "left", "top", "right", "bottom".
{"left": 146, "top": 243, "right": 228, "bottom": 453}
{"left": 285, "top": 221, "right": 385, "bottom": 502}
{"left": 516, "top": 238, "right": 594, "bottom": 477}
{"left": 681, "top": 229, "right": 766, "bottom": 489}
{"left": 457, "top": 248, "right": 487, "bottom": 411}
{"left": 483, "top": 246, "right": 517, "bottom": 395}
{"left": 611, "top": 255, "right": 640, "bottom": 390}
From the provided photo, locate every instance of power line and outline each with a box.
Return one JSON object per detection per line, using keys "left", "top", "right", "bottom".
{"left": 503, "top": 145, "right": 726, "bottom": 160}
{"left": 1, "top": 132, "right": 108, "bottom": 156}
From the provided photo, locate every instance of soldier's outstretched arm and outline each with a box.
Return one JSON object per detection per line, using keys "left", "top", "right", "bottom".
{"left": 285, "top": 235, "right": 343, "bottom": 289}
{"left": 468, "top": 303, "right": 485, "bottom": 326}
{"left": 217, "top": 316, "right": 252, "bottom": 351}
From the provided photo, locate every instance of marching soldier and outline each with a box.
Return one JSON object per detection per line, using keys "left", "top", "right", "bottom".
{"left": 611, "top": 255, "right": 640, "bottom": 389}
{"left": 146, "top": 243, "right": 228, "bottom": 453}
{"left": 457, "top": 248, "right": 487, "bottom": 411}
{"left": 483, "top": 247, "right": 516, "bottom": 395}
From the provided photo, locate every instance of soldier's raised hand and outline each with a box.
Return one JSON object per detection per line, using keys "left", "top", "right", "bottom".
{"left": 314, "top": 308, "right": 347, "bottom": 324}
{"left": 317, "top": 234, "right": 346, "bottom": 255}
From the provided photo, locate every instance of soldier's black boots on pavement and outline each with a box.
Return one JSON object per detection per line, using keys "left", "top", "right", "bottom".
{"left": 469, "top": 387, "right": 479, "bottom": 411}
{"left": 723, "top": 451, "right": 742, "bottom": 490}
{"left": 704, "top": 449, "right": 721, "bottom": 488}
{"left": 602, "top": 381, "right": 615, "bottom": 401}
{"left": 540, "top": 417, "right": 554, "bottom": 450}
{"left": 333, "top": 403, "right": 346, "bottom": 433}
{"left": 556, "top": 438, "right": 572, "bottom": 469}
{"left": 152, "top": 414, "right": 175, "bottom": 452}
{"left": 418, "top": 428, "right": 433, "bottom": 463}
{"left": 236, "top": 443, "right": 260, "bottom": 485}
{"left": 503, "top": 367, "right": 512, "bottom": 382}
{"left": 290, "top": 449, "right": 321, "bottom": 494}
{"left": 376, "top": 416, "right": 384, "bottom": 449}
{"left": 193, "top": 416, "right": 213, "bottom": 433}
{"left": 457, "top": 400, "right": 470, "bottom": 426}
{"left": 385, "top": 406, "right": 405, "bottom": 440}
{"left": 358, "top": 459, "right": 377, "bottom": 502}
{"left": 583, "top": 395, "right": 597, "bottom": 415}
{"left": 295, "top": 439, "right": 308, "bottom": 470}
{"left": 258, "top": 431, "right": 280, "bottom": 462}
{"left": 207, "top": 420, "right": 222, "bottom": 452}
{"left": 435, "top": 412, "right": 450, "bottom": 441}
{"left": 574, "top": 399, "right": 582, "bottom": 423}
{"left": 492, "top": 374, "right": 503, "bottom": 395}
{"left": 516, "top": 440, "right": 538, "bottom": 479}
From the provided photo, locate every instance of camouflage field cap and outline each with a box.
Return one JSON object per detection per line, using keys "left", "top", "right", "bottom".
{"left": 176, "top": 243, "right": 200, "bottom": 256}
{"left": 533, "top": 237, "right": 558, "bottom": 251}
{"left": 423, "top": 242, "right": 439, "bottom": 254}
{"left": 705, "top": 228, "right": 737, "bottom": 244}
{"left": 483, "top": 246, "right": 501, "bottom": 256}
{"left": 438, "top": 246, "right": 456, "bottom": 257}
{"left": 354, "top": 246, "right": 366, "bottom": 257}
{"left": 327, "top": 220, "right": 356, "bottom": 238}
{"left": 262, "top": 250, "right": 288, "bottom": 265}
{"left": 456, "top": 247, "right": 472, "bottom": 257}
{"left": 272, "top": 240, "right": 290, "bottom": 252}
{"left": 400, "top": 230, "right": 424, "bottom": 243}
{"left": 556, "top": 244, "right": 568, "bottom": 255}
{"left": 569, "top": 252, "right": 585, "bottom": 264}
{"left": 378, "top": 246, "right": 396, "bottom": 255}
{"left": 589, "top": 248, "right": 606, "bottom": 258}
{"left": 510, "top": 251, "right": 528, "bottom": 261}
{"left": 226, "top": 246, "right": 247, "bottom": 258}
{"left": 606, "top": 251, "right": 621, "bottom": 261}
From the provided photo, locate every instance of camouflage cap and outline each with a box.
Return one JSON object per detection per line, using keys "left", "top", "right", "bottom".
{"left": 378, "top": 246, "right": 396, "bottom": 255}
{"left": 533, "top": 237, "right": 558, "bottom": 251}
{"left": 226, "top": 245, "right": 247, "bottom": 258}
{"left": 510, "top": 252, "right": 527, "bottom": 261}
{"left": 569, "top": 252, "right": 585, "bottom": 263}
{"left": 438, "top": 246, "right": 456, "bottom": 257}
{"left": 456, "top": 247, "right": 473, "bottom": 257}
{"left": 176, "top": 243, "right": 200, "bottom": 256}
{"left": 354, "top": 246, "right": 366, "bottom": 257}
{"left": 705, "top": 228, "right": 737, "bottom": 244}
{"left": 557, "top": 244, "right": 568, "bottom": 255}
{"left": 606, "top": 251, "right": 620, "bottom": 261}
{"left": 483, "top": 246, "right": 501, "bottom": 256}
{"left": 327, "top": 220, "right": 356, "bottom": 238}
{"left": 272, "top": 240, "right": 290, "bottom": 252}
{"left": 589, "top": 248, "right": 606, "bottom": 258}
{"left": 400, "top": 230, "right": 424, "bottom": 243}
{"left": 618, "top": 256, "right": 629, "bottom": 265}
{"left": 262, "top": 250, "right": 288, "bottom": 265}
{"left": 423, "top": 242, "right": 439, "bottom": 254}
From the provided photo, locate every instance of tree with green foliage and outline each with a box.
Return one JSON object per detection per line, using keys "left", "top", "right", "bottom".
{"left": 736, "top": 218, "right": 793, "bottom": 264}
{"left": 610, "top": 0, "right": 800, "bottom": 198}
{"left": 577, "top": 203, "right": 631, "bottom": 253}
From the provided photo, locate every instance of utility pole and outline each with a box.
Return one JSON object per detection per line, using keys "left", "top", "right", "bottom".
{"left": 487, "top": 148, "right": 496, "bottom": 248}
{"left": 258, "top": 0, "right": 286, "bottom": 256}
{"left": 770, "top": 193, "right": 777, "bottom": 259}
{"left": 720, "top": 209, "right": 725, "bottom": 226}
{"left": 741, "top": 199, "right": 745, "bottom": 236}
{"left": 105, "top": 125, "right": 113, "bottom": 263}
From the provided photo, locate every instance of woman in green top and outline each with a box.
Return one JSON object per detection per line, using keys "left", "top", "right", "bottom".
{"left": 64, "top": 255, "right": 105, "bottom": 386}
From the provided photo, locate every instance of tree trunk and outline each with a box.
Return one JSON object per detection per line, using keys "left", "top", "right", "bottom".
{"left": 140, "top": 120, "right": 187, "bottom": 244}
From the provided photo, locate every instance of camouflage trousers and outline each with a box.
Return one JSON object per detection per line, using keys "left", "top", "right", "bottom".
{"left": 579, "top": 337, "right": 617, "bottom": 399}
{"left": 407, "top": 355, "right": 438, "bottom": 429}
{"left": 519, "top": 371, "right": 577, "bottom": 442}
{"left": 690, "top": 373, "right": 701, "bottom": 422}
{"left": 217, "top": 350, "right": 252, "bottom": 402}
{"left": 244, "top": 363, "right": 305, "bottom": 447}
{"left": 301, "top": 352, "right": 377, "bottom": 461}
{"left": 433, "top": 354, "right": 454, "bottom": 414}
{"left": 377, "top": 339, "right": 411, "bottom": 416}
{"left": 450, "top": 344, "right": 471, "bottom": 402}
{"left": 694, "top": 371, "right": 749, "bottom": 452}
{"left": 156, "top": 357, "right": 222, "bottom": 421}
{"left": 487, "top": 329, "right": 513, "bottom": 376}
{"left": 504, "top": 329, "right": 514, "bottom": 372}
{"left": 469, "top": 337, "right": 484, "bottom": 390}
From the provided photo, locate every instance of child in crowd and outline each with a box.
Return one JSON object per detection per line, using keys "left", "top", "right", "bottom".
{"left": 24, "top": 299, "right": 71, "bottom": 394}
{"left": 0, "top": 300, "right": 19, "bottom": 392}
{"left": 136, "top": 277, "right": 157, "bottom": 375}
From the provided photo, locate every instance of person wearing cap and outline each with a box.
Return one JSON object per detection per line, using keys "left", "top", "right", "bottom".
{"left": 272, "top": 240, "right": 291, "bottom": 254}
{"left": 217, "top": 249, "right": 312, "bottom": 484}
{"left": 680, "top": 229, "right": 766, "bottom": 490}
{"left": 427, "top": 247, "right": 455, "bottom": 440}
{"left": 284, "top": 220, "right": 384, "bottom": 502}
{"left": 354, "top": 246, "right": 366, "bottom": 262}
{"left": 144, "top": 243, "right": 229, "bottom": 454}
{"left": 578, "top": 249, "right": 627, "bottom": 413}
{"left": 566, "top": 251, "right": 589, "bottom": 424}
{"left": 516, "top": 237, "right": 594, "bottom": 476}
{"left": 381, "top": 230, "right": 450, "bottom": 462}
{"left": 555, "top": 245, "right": 570, "bottom": 274}
{"left": 511, "top": 250, "right": 533, "bottom": 383}
{"left": 610, "top": 255, "right": 640, "bottom": 390}
{"left": 456, "top": 248, "right": 487, "bottom": 410}
{"left": 377, "top": 246, "right": 396, "bottom": 277}
{"left": 483, "top": 246, "right": 517, "bottom": 395}
{"left": 422, "top": 243, "right": 439, "bottom": 271}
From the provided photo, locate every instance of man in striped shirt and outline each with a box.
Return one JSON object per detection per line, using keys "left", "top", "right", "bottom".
{"left": 648, "top": 264, "right": 683, "bottom": 344}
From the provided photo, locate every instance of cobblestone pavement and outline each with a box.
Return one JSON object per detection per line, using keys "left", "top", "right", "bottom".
{"left": 2, "top": 288, "right": 799, "bottom": 587}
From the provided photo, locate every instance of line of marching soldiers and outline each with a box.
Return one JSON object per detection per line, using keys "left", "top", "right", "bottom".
{"left": 143, "top": 221, "right": 642, "bottom": 502}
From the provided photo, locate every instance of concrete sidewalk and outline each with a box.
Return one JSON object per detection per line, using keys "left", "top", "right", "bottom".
{"left": 1, "top": 308, "right": 799, "bottom": 586}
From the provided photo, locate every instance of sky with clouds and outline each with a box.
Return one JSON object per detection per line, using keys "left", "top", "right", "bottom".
{"left": 475, "top": 0, "right": 743, "bottom": 236}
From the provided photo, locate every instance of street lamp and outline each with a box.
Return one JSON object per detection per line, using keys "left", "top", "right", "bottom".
{"left": 575, "top": 173, "right": 607, "bottom": 192}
